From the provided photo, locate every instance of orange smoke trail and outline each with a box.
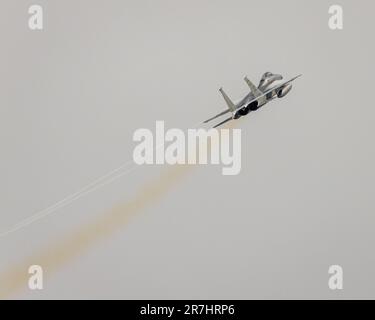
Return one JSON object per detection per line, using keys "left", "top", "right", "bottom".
{"left": 0, "top": 121, "right": 238, "bottom": 299}
{"left": 0, "top": 164, "right": 192, "bottom": 299}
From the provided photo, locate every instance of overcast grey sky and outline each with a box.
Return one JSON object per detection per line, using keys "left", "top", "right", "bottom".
{"left": 0, "top": 0, "right": 374, "bottom": 299}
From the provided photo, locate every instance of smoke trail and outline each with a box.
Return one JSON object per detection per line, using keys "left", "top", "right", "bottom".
{"left": 0, "top": 164, "right": 193, "bottom": 299}
{"left": 0, "top": 121, "right": 238, "bottom": 299}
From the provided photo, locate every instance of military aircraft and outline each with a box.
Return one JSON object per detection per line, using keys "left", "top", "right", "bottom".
{"left": 204, "top": 72, "right": 301, "bottom": 128}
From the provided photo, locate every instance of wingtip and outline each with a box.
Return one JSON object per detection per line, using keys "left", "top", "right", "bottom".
{"left": 290, "top": 74, "right": 302, "bottom": 82}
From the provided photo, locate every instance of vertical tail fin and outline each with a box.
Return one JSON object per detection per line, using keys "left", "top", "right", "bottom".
{"left": 219, "top": 87, "right": 235, "bottom": 112}
{"left": 244, "top": 76, "right": 262, "bottom": 96}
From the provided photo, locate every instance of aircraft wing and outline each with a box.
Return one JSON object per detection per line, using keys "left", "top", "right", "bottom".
{"left": 203, "top": 74, "right": 301, "bottom": 126}
{"left": 234, "top": 74, "right": 302, "bottom": 112}
{"left": 203, "top": 108, "right": 231, "bottom": 123}
{"left": 213, "top": 116, "right": 232, "bottom": 128}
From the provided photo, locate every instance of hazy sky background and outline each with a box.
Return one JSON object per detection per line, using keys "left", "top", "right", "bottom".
{"left": 0, "top": 0, "right": 374, "bottom": 299}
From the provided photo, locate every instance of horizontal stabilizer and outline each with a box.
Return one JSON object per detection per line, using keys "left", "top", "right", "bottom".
{"left": 213, "top": 117, "right": 232, "bottom": 128}
{"left": 203, "top": 109, "right": 230, "bottom": 123}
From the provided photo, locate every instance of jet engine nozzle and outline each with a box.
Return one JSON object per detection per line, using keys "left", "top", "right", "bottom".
{"left": 277, "top": 83, "right": 292, "bottom": 98}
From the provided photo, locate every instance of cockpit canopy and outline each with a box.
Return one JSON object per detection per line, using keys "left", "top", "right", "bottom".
{"left": 258, "top": 72, "right": 283, "bottom": 90}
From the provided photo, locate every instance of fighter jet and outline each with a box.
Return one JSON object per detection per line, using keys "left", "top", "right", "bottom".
{"left": 204, "top": 72, "right": 301, "bottom": 128}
